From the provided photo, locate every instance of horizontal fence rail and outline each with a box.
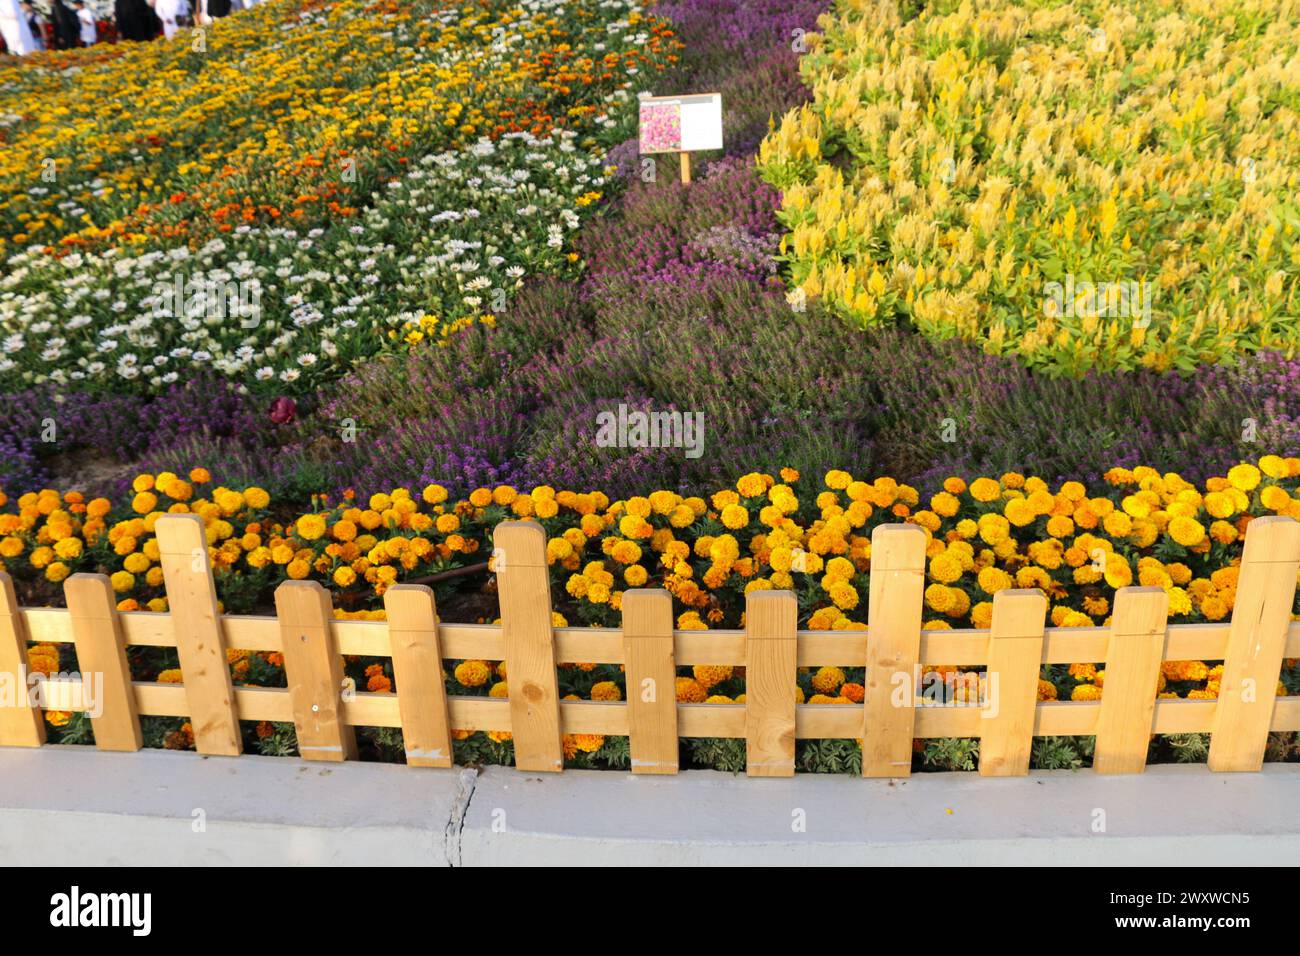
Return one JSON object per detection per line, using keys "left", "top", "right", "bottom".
{"left": 2, "top": 516, "right": 1300, "bottom": 777}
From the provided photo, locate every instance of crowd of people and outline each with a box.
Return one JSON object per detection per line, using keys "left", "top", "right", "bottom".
{"left": 12, "top": 0, "right": 263, "bottom": 50}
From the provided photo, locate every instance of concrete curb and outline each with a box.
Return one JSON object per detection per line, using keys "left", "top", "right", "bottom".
{"left": 1, "top": 746, "right": 1296, "bottom": 864}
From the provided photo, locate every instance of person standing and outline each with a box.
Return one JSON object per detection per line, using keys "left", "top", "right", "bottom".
{"left": 153, "top": 0, "right": 188, "bottom": 38}
{"left": 49, "top": 0, "right": 78, "bottom": 48}
{"left": 73, "top": 0, "right": 95, "bottom": 44}
{"left": 198, "top": 0, "right": 229, "bottom": 22}
{"left": 114, "top": 0, "right": 159, "bottom": 41}
{"left": 18, "top": 1, "right": 47, "bottom": 50}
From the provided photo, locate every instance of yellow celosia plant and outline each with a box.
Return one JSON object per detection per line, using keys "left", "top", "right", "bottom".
{"left": 759, "top": 0, "right": 1300, "bottom": 375}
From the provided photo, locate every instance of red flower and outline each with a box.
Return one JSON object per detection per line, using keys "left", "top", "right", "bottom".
{"left": 269, "top": 397, "right": 296, "bottom": 425}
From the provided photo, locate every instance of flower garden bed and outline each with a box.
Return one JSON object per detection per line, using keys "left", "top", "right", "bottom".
{"left": 2, "top": 0, "right": 1300, "bottom": 778}
{"left": 5, "top": 458, "right": 1300, "bottom": 773}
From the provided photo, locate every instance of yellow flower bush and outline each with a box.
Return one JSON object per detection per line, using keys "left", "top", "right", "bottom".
{"left": 759, "top": 0, "right": 1300, "bottom": 374}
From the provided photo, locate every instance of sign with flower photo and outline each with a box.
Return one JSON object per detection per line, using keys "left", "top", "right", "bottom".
{"left": 638, "top": 92, "right": 723, "bottom": 154}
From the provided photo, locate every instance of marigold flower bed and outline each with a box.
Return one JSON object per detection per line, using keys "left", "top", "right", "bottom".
{"left": 6, "top": 457, "right": 1299, "bottom": 770}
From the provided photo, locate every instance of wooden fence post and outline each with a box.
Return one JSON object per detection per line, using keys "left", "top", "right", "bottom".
{"left": 384, "top": 584, "right": 452, "bottom": 768}
{"left": 1208, "top": 515, "right": 1300, "bottom": 771}
{"left": 862, "top": 523, "right": 927, "bottom": 777}
{"left": 0, "top": 572, "right": 44, "bottom": 747}
{"left": 274, "top": 580, "right": 357, "bottom": 762}
{"left": 65, "top": 574, "right": 142, "bottom": 751}
{"left": 744, "top": 590, "right": 798, "bottom": 777}
{"left": 978, "top": 588, "right": 1046, "bottom": 776}
{"left": 621, "top": 589, "right": 678, "bottom": 774}
{"left": 156, "top": 514, "right": 241, "bottom": 756}
{"left": 494, "top": 521, "right": 563, "bottom": 772}
{"left": 1094, "top": 587, "right": 1168, "bottom": 774}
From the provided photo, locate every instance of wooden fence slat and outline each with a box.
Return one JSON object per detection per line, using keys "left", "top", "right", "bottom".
{"left": 383, "top": 584, "right": 452, "bottom": 768}
{"left": 978, "top": 588, "right": 1046, "bottom": 776}
{"left": 1208, "top": 515, "right": 1300, "bottom": 772}
{"left": 274, "top": 581, "right": 357, "bottom": 762}
{"left": 0, "top": 572, "right": 44, "bottom": 747}
{"left": 744, "top": 590, "right": 798, "bottom": 777}
{"left": 155, "top": 514, "right": 242, "bottom": 756}
{"left": 622, "top": 589, "right": 678, "bottom": 774}
{"left": 65, "top": 574, "right": 142, "bottom": 752}
{"left": 862, "top": 524, "right": 927, "bottom": 777}
{"left": 1094, "top": 587, "right": 1168, "bottom": 774}
{"left": 494, "top": 521, "right": 563, "bottom": 772}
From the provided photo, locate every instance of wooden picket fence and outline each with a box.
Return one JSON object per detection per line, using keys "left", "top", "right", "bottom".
{"left": 2, "top": 514, "right": 1300, "bottom": 777}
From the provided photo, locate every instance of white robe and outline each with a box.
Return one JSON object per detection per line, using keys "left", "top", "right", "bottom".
{"left": 154, "top": 0, "right": 188, "bottom": 38}
{"left": 77, "top": 7, "right": 96, "bottom": 45}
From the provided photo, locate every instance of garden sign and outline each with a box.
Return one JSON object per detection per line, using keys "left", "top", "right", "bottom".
{"left": 638, "top": 92, "right": 723, "bottom": 184}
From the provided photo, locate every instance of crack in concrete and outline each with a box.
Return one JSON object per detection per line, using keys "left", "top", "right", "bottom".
{"left": 443, "top": 767, "right": 479, "bottom": 866}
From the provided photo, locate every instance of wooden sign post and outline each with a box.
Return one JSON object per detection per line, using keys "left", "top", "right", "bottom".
{"left": 638, "top": 92, "right": 722, "bottom": 185}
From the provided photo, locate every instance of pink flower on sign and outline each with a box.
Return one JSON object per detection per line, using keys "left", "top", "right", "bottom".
{"left": 639, "top": 101, "right": 682, "bottom": 153}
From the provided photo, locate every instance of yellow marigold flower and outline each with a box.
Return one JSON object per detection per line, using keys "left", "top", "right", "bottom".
{"left": 610, "top": 540, "right": 642, "bottom": 564}
{"left": 1004, "top": 497, "right": 1036, "bottom": 527}
{"left": 969, "top": 477, "right": 1001, "bottom": 502}
{"left": 296, "top": 514, "right": 327, "bottom": 541}
{"left": 1037, "top": 679, "right": 1058, "bottom": 701}
{"left": 824, "top": 470, "right": 852, "bottom": 490}
{"left": 1068, "top": 662, "right": 1097, "bottom": 682}
{"left": 1045, "top": 515, "right": 1074, "bottom": 538}
{"left": 976, "top": 566, "right": 1012, "bottom": 595}
{"left": 454, "top": 660, "right": 491, "bottom": 687}
{"left": 1102, "top": 510, "right": 1132, "bottom": 537}
{"left": 928, "top": 550, "right": 965, "bottom": 584}
{"left": 132, "top": 474, "right": 155, "bottom": 494}
{"left": 1167, "top": 516, "right": 1206, "bottom": 548}
{"left": 52, "top": 537, "right": 82, "bottom": 560}
{"left": 110, "top": 571, "right": 135, "bottom": 593}
{"left": 977, "top": 513, "right": 1010, "bottom": 544}
{"left": 123, "top": 552, "right": 150, "bottom": 574}
{"left": 1261, "top": 485, "right": 1292, "bottom": 512}
{"left": 45, "top": 562, "right": 72, "bottom": 583}
{"left": 132, "top": 491, "right": 158, "bottom": 515}
{"left": 333, "top": 566, "right": 356, "bottom": 588}
{"left": 286, "top": 559, "right": 311, "bottom": 580}
{"left": 811, "top": 665, "right": 845, "bottom": 695}
{"left": 239, "top": 486, "right": 269, "bottom": 510}
{"left": 828, "top": 581, "right": 859, "bottom": 610}
{"left": 1203, "top": 491, "right": 1235, "bottom": 519}
{"left": 675, "top": 676, "right": 707, "bottom": 703}
{"left": 720, "top": 503, "right": 749, "bottom": 530}
{"left": 1227, "top": 463, "right": 1261, "bottom": 492}
{"left": 930, "top": 489, "right": 961, "bottom": 520}
{"left": 1070, "top": 683, "right": 1102, "bottom": 702}
{"left": 925, "top": 583, "right": 956, "bottom": 614}
{"left": 736, "top": 473, "right": 769, "bottom": 498}
{"left": 624, "top": 565, "right": 648, "bottom": 587}
{"left": 1259, "top": 455, "right": 1288, "bottom": 479}
{"left": 590, "top": 681, "right": 622, "bottom": 701}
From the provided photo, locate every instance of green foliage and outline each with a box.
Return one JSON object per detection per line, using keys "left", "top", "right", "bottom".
{"left": 688, "top": 737, "right": 748, "bottom": 774}
{"left": 1166, "top": 733, "right": 1211, "bottom": 763}
{"left": 922, "top": 737, "right": 979, "bottom": 771}
{"left": 796, "top": 739, "right": 862, "bottom": 774}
